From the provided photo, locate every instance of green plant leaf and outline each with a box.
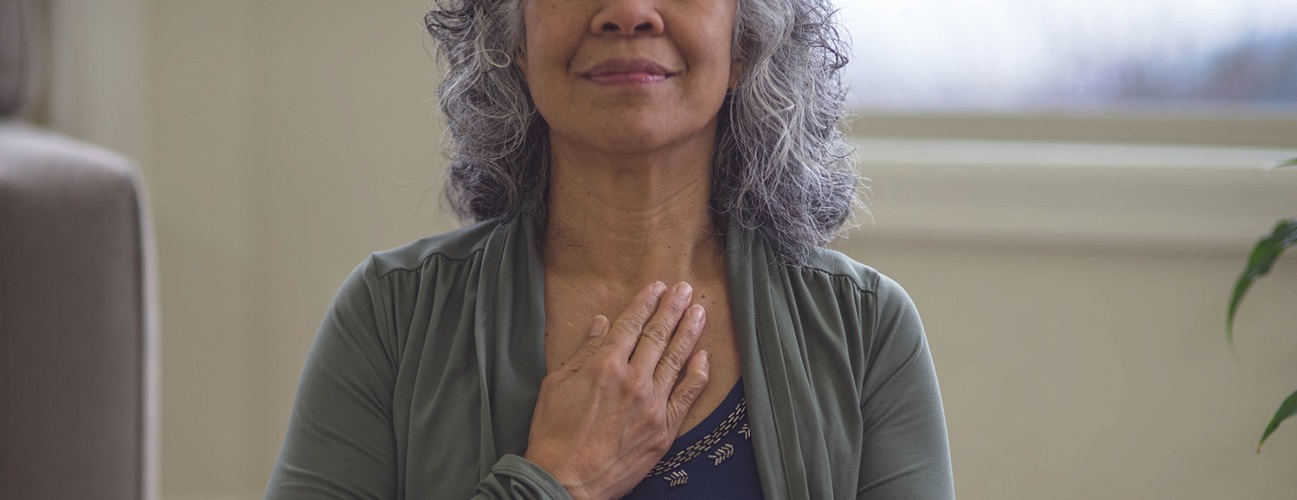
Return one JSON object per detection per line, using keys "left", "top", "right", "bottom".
{"left": 1258, "top": 388, "right": 1297, "bottom": 453}
{"left": 1227, "top": 219, "right": 1297, "bottom": 349}
{"left": 1263, "top": 157, "right": 1297, "bottom": 169}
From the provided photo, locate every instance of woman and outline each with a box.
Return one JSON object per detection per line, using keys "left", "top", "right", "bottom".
{"left": 265, "top": 0, "right": 954, "bottom": 498}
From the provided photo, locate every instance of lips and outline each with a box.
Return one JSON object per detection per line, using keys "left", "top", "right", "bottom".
{"left": 581, "top": 58, "right": 677, "bottom": 85}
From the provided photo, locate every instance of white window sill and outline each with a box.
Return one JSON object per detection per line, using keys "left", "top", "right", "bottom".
{"left": 845, "top": 138, "right": 1297, "bottom": 255}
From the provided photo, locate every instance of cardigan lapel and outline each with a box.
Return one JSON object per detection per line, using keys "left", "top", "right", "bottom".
{"left": 726, "top": 223, "right": 813, "bottom": 499}
{"left": 473, "top": 205, "right": 550, "bottom": 476}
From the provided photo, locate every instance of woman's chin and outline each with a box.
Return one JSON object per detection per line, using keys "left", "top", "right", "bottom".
{"left": 557, "top": 119, "right": 716, "bottom": 157}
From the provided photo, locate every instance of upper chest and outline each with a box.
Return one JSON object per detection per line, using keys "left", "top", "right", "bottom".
{"left": 542, "top": 277, "right": 744, "bottom": 436}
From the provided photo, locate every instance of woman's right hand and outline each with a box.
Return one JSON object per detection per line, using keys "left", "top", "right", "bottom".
{"left": 523, "top": 281, "right": 711, "bottom": 500}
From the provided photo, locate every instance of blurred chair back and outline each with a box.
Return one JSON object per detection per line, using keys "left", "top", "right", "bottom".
{"left": 1, "top": 0, "right": 160, "bottom": 498}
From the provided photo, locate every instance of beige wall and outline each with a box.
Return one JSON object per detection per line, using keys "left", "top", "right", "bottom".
{"left": 839, "top": 241, "right": 1297, "bottom": 499}
{"left": 44, "top": 1, "right": 1297, "bottom": 498}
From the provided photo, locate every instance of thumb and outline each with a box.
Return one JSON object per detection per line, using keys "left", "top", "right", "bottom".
{"left": 665, "top": 350, "right": 710, "bottom": 429}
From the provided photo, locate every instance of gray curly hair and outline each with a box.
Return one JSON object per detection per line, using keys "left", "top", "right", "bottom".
{"left": 425, "top": 0, "right": 857, "bottom": 263}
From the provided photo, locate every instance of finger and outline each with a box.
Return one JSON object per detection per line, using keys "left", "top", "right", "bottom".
{"left": 562, "top": 315, "right": 609, "bottom": 372}
{"left": 652, "top": 304, "right": 705, "bottom": 387}
{"left": 630, "top": 282, "right": 693, "bottom": 371}
{"left": 665, "top": 350, "right": 710, "bottom": 430}
{"left": 602, "top": 281, "right": 668, "bottom": 356}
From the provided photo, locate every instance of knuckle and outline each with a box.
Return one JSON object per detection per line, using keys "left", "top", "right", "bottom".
{"left": 612, "top": 319, "right": 639, "bottom": 337}
{"left": 665, "top": 397, "right": 682, "bottom": 415}
{"left": 661, "top": 348, "right": 688, "bottom": 370}
{"left": 592, "top": 355, "right": 625, "bottom": 376}
{"left": 646, "top": 410, "right": 667, "bottom": 429}
{"left": 694, "top": 369, "right": 710, "bottom": 386}
{"left": 638, "top": 302, "right": 657, "bottom": 320}
{"left": 665, "top": 297, "right": 688, "bottom": 316}
{"left": 632, "top": 298, "right": 658, "bottom": 322}
{"left": 643, "top": 323, "right": 673, "bottom": 342}
{"left": 663, "top": 401, "right": 685, "bottom": 425}
{"left": 681, "top": 315, "right": 704, "bottom": 336}
{"left": 618, "top": 374, "right": 644, "bottom": 393}
{"left": 650, "top": 434, "right": 671, "bottom": 454}
{"left": 639, "top": 378, "right": 658, "bottom": 397}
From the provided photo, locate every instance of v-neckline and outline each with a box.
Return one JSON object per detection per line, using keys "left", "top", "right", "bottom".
{"left": 475, "top": 199, "right": 796, "bottom": 498}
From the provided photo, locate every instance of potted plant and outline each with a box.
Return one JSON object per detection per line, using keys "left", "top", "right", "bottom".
{"left": 1227, "top": 158, "right": 1297, "bottom": 453}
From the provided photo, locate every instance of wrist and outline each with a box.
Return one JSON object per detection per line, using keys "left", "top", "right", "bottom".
{"left": 523, "top": 450, "right": 592, "bottom": 500}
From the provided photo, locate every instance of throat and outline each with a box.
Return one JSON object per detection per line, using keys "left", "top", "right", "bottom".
{"left": 542, "top": 192, "right": 723, "bottom": 287}
{"left": 544, "top": 233, "right": 724, "bottom": 294}
{"left": 541, "top": 134, "right": 723, "bottom": 284}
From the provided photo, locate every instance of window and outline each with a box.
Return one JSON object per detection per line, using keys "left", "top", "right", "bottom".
{"left": 832, "top": 0, "right": 1297, "bottom": 147}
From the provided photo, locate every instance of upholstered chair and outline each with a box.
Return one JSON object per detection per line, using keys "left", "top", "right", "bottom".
{"left": 1, "top": 0, "right": 159, "bottom": 498}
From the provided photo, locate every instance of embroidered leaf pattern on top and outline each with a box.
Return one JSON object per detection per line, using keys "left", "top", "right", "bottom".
{"left": 647, "top": 397, "right": 747, "bottom": 478}
{"left": 709, "top": 443, "right": 735, "bottom": 465}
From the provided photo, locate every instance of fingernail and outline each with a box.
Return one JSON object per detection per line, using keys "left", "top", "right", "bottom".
{"left": 653, "top": 281, "right": 667, "bottom": 295}
{"left": 590, "top": 315, "right": 607, "bottom": 335}
{"left": 675, "top": 282, "right": 692, "bottom": 297}
{"left": 700, "top": 350, "right": 710, "bottom": 366}
{"left": 689, "top": 304, "right": 705, "bottom": 321}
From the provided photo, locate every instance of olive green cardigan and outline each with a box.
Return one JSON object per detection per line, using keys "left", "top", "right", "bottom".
{"left": 265, "top": 204, "right": 954, "bottom": 499}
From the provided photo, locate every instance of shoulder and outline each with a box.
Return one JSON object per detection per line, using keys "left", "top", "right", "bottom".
{"left": 329, "top": 218, "right": 510, "bottom": 313}
{"left": 324, "top": 217, "right": 519, "bottom": 354}
{"left": 794, "top": 245, "right": 910, "bottom": 303}
{"left": 779, "top": 245, "right": 922, "bottom": 343}
{"left": 366, "top": 218, "right": 504, "bottom": 278}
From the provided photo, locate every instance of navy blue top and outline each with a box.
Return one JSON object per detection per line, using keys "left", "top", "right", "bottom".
{"left": 622, "top": 380, "right": 763, "bottom": 499}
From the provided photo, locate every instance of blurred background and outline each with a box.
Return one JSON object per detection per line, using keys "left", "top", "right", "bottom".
{"left": 15, "top": 0, "right": 1297, "bottom": 498}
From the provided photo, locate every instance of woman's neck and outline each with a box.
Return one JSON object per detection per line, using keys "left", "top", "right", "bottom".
{"left": 541, "top": 138, "right": 724, "bottom": 288}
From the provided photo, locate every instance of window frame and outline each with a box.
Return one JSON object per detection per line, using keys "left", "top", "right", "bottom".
{"left": 844, "top": 110, "right": 1297, "bottom": 149}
